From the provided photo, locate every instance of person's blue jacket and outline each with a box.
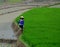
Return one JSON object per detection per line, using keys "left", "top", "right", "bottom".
{"left": 19, "top": 20, "right": 24, "bottom": 26}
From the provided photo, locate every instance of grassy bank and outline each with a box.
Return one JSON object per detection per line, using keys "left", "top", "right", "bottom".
{"left": 15, "top": 8, "right": 60, "bottom": 47}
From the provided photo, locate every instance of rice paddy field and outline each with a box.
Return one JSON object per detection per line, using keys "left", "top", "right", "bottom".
{"left": 15, "top": 8, "right": 60, "bottom": 47}
{"left": 0, "top": 0, "right": 22, "bottom": 4}
{"left": 8, "top": 0, "right": 22, "bottom": 3}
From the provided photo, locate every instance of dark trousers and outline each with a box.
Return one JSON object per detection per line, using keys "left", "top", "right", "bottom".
{"left": 19, "top": 25, "right": 23, "bottom": 32}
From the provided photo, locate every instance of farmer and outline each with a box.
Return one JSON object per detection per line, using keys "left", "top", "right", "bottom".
{"left": 19, "top": 16, "right": 24, "bottom": 32}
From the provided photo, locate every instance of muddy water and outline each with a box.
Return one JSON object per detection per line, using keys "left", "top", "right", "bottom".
{"left": 50, "top": 4, "right": 60, "bottom": 8}
{"left": 0, "top": 5, "right": 30, "bottom": 47}
{"left": 0, "top": 43, "right": 16, "bottom": 47}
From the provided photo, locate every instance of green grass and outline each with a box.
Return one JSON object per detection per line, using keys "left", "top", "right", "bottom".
{"left": 15, "top": 8, "right": 60, "bottom": 47}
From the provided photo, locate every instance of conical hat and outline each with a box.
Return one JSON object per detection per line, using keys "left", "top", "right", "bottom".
{"left": 20, "top": 16, "right": 24, "bottom": 18}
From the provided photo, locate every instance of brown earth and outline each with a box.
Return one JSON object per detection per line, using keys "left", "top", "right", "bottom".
{"left": 12, "top": 22, "right": 26, "bottom": 47}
